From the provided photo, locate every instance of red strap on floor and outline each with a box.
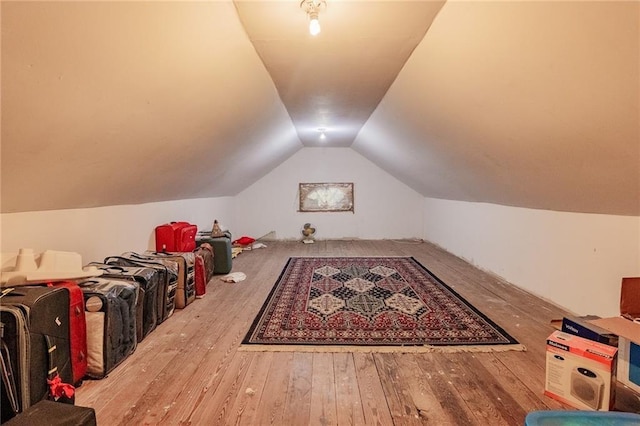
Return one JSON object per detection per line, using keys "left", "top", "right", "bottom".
{"left": 47, "top": 374, "right": 75, "bottom": 400}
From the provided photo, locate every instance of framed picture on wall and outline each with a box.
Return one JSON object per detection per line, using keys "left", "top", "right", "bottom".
{"left": 299, "top": 182, "right": 354, "bottom": 213}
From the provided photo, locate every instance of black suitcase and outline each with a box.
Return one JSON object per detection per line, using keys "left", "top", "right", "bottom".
{"left": 0, "top": 286, "right": 73, "bottom": 422}
{"left": 3, "top": 399, "right": 96, "bottom": 425}
{"left": 1, "top": 309, "right": 26, "bottom": 423}
{"left": 77, "top": 278, "right": 138, "bottom": 379}
{"left": 88, "top": 263, "right": 160, "bottom": 342}
{"left": 120, "top": 252, "right": 191, "bottom": 309}
{"left": 104, "top": 255, "right": 177, "bottom": 324}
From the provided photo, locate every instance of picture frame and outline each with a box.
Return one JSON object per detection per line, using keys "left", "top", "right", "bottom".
{"left": 298, "top": 182, "right": 354, "bottom": 213}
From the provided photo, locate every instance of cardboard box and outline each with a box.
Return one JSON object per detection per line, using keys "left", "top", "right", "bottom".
{"left": 590, "top": 316, "right": 640, "bottom": 395}
{"left": 545, "top": 331, "right": 617, "bottom": 411}
{"left": 561, "top": 316, "right": 618, "bottom": 347}
{"left": 620, "top": 277, "right": 640, "bottom": 320}
{"left": 587, "top": 276, "right": 640, "bottom": 395}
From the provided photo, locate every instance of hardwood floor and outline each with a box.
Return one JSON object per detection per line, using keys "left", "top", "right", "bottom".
{"left": 75, "top": 240, "right": 639, "bottom": 425}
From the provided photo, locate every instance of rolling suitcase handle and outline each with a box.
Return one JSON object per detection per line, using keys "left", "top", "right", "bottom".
{"left": 104, "top": 256, "right": 171, "bottom": 278}
{"left": 107, "top": 255, "right": 179, "bottom": 284}
{"left": 1, "top": 322, "right": 20, "bottom": 415}
{"left": 87, "top": 263, "right": 128, "bottom": 274}
{"left": 44, "top": 335, "right": 74, "bottom": 404}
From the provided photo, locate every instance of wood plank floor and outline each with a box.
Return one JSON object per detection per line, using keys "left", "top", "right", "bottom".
{"left": 75, "top": 240, "right": 640, "bottom": 425}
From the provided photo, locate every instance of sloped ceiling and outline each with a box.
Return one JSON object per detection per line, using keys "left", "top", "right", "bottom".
{"left": 2, "top": 1, "right": 639, "bottom": 216}
{"left": 1, "top": 1, "right": 301, "bottom": 213}
{"left": 354, "top": 0, "right": 640, "bottom": 216}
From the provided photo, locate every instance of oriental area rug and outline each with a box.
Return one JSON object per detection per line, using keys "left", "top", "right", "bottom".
{"left": 240, "top": 257, "right": 525, "bottom": 353}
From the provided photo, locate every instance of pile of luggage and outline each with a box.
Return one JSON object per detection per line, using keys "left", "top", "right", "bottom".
{"left": 0, "top": 222, "right": 217, "bottom": 424}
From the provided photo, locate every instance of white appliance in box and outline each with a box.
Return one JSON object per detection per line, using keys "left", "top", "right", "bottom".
{"left": 545, "top": 331, "right": 617, "bottom": 411}
{"left": 569, "top": 366, "right": 606, "bottom": 409}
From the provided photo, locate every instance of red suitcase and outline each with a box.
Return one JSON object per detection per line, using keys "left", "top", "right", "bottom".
{"left": 192, "top": 252, "right": 207, "bottom": 298}
{"left": 155, "top": 222, "right": 197, "bottom": 252}
{"left": 46, "top": 281, "right": 87, "bottom": 386}
{"left": 193, "top": 243, "right": 215, "bottom": 297}
{"left": 176, "top": 224, "right": 197, "bottom": 252}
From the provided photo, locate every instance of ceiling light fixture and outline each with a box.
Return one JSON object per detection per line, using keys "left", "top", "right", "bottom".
{"left": 300, "top": 0, "right": 326, "bottom": 36}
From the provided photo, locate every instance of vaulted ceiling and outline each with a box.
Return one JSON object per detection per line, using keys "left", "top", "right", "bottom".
{"left": 2, "top": 1, "right": 638, "bottom": 215}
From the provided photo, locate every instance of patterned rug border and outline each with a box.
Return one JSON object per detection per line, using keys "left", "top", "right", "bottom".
{"left": 240, "top": 256, "right": 526, "bottom": 354}
{"left": 237, "top": 343, "right": 526, "bottom": 354}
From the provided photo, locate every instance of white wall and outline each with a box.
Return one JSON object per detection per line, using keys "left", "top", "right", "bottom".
{"left": 233, "top": 147, "right": 424, "bottom": 240}
{"left": 6, "top": 169, "right": 635, "bottom": 319}
{"left": 1, "top": 197, "right": 233, "bottom": 267}
{"left": 423, "top": 197, "right": 640, "bottom": 317}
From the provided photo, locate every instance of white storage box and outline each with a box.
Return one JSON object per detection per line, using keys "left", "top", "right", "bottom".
{"left": 545, "top": 330, "right": 617, "bottom": 411}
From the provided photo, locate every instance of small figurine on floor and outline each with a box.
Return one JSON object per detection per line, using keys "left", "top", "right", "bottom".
{"left": 301, "top": 223, "right": 316, "bottom": 244}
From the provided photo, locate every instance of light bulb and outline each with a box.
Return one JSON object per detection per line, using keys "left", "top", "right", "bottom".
{"left": 309, "top": 15, "right": 321, "bottom": 36}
